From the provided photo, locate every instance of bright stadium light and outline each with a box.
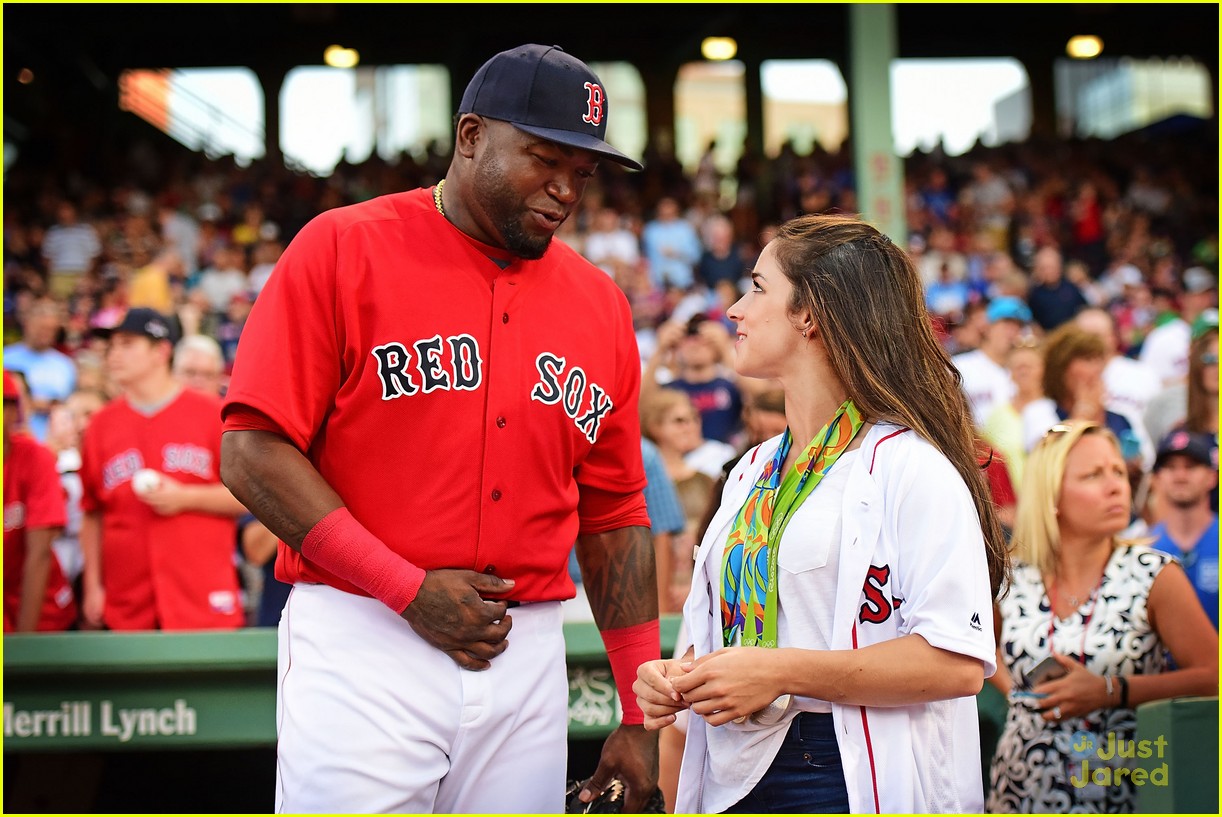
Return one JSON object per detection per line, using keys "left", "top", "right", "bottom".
{"left": 324, "top": 45, "right": 360, "bottom": 69}
{"left": 1066, "top": 35, "right": 1103, "bottom": 59}
{"left": 701, "top": 37, "right": 738, "bottom": 61}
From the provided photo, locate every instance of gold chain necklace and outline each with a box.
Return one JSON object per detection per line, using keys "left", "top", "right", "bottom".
{"left": 433, "top": 179, "right": 445, "bottom": 216}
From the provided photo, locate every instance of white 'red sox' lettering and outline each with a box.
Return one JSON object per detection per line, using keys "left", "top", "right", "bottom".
{"left": 370, "top": 340, "right": 614, "bottom": 442}
{"left": 530, "top": 353, "right": 614, "bottom": 442}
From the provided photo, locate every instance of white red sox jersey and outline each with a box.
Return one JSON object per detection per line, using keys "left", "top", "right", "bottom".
{"left": 80, "top": 389, "right": 244, "bottom": 630}
{"left": 677, "top": 422, "right": 996, "bottom": 814}
{"left": 222, "top": 188, "right": 650, "bottom": 603}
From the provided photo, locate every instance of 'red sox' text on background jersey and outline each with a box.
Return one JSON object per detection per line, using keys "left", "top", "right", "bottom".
{"left": 80, "top": 388, "right": 244, "bottom": 630}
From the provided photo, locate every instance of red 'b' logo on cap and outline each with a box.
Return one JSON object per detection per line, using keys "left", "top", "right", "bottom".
{"left": 583, "top": 82, "right": 604, "bottom": 126}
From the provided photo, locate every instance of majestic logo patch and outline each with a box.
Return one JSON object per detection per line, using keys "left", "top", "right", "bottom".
{"left": 582, "top": 82, "right": 605, "bottom": 127}
{"left": 970, "top": 612, "right": 983, "bottom": 631}
{"left": 530, "top": 352, "right": 613, "bottom": 443}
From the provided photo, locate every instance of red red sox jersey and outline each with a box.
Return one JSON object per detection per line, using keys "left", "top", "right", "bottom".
{"left": 222, "top": 188, "right": 650, "bottom": 602}
{"left": 80, "top": 388, "right": 244, "bottom": 630}
{"left": 3, "top": 432, "right": 76, "bottom": 631}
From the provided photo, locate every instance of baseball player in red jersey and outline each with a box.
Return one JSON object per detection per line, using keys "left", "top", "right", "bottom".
{"left": 221, "top": 44, "right": 661, "bottom": 813}
{"left": 79, "top": 308, "right": 248, "bottom": 630}
{"left": 3, "top": 370, "right": 77, "bottom": 632}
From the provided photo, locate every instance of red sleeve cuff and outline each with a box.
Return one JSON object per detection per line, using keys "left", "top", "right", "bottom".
{"left": 577, "top": 484, "right": 650, "bottom": 535}
{"left": 222, "top": 404, "right": 286, "bottom": 436}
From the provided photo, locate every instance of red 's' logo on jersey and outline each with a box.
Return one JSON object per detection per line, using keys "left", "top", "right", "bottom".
{"left": 582, "top": 83, "right": 605, "bottom": 127}
{"left": 859, "top": 563, "right": 902, "bottom": 625}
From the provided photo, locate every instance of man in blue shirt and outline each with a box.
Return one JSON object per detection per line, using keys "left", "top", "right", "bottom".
{"left": 3, "top": 298, "right": 77, "bottom": 442}
{"left": 1148, "top": 429, "right": 1219, "bottom": 628}
{"left": 640, "top": 437, "right": 688, "bottom": 611}
{"left": 654, "top": 315, "right": 744, "bottom": 446}
{"left": 641, "top": 197, "right": 702, "bottom": 292}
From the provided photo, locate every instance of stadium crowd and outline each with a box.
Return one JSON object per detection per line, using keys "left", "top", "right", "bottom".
{"left": 3, "top": 120, "right": 1217, "bottom": 634}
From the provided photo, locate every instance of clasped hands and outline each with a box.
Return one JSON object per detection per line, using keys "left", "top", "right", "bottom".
{"left": 634, "top": 646, "right": 786, "bottom": 729}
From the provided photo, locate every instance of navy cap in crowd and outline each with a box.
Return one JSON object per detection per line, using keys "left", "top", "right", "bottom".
{"left": 458, "top": 44, "right": 643, "bottom": 171}
{"left": 1153, "top": 428, "right": 1217, "bottom": 471}
{"left": 93, "top": 307, "right": 180, "bottom": 345}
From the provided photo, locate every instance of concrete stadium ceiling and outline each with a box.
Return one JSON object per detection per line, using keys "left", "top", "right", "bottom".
{"left": 5, "top": 2, "right": 1218, "bottom": 81}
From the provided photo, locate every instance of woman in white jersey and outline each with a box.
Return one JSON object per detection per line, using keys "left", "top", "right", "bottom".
{"left": 635, "top": 213, "right": 1010, "bottom": 813}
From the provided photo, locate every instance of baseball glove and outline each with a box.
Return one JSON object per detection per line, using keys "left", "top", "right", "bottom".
{"left": 564, "top": 777, "right": 666, "bottom": 814}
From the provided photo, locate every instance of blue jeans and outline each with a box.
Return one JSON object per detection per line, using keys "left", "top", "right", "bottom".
{"left": 722, "top": 712, "right": 850, "bottom": 814}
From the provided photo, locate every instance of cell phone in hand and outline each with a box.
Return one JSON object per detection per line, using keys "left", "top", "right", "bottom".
{"left": 1023, "top": 655, "right": 1068, "bottom": 688}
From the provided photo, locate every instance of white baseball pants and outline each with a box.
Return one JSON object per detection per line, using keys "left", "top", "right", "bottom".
{"left": 275, "top": 583, "right": 569, "bottom": 813}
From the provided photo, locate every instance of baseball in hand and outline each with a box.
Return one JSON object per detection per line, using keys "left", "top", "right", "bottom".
{"left": 132, "top": 468, "right": 163, "bottom": 495}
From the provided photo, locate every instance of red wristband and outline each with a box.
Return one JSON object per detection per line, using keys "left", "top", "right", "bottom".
{"left": 300, "top": 507, "right": 425, "bottom": 614}
{"left": 601, "top": 619, "right": 661, "bottom": 725}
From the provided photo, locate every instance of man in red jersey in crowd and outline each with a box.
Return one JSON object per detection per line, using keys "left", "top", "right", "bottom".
{"left": 80, "top": 308, "right": 248, "bottom": 630}
{"left": 3, "top": 369, "right": 77, "bottom": 632}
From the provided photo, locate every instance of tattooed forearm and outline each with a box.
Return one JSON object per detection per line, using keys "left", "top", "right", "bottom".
{"left": 576, "top": 525, "right": 657, "bottom": 630}
{"left": 243, "top": 479, "right": 315, "bottom": 548}
{"left": 220, "top": 429, "right": 343, "bottom": 548}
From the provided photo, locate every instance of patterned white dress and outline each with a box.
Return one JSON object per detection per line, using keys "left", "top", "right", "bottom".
{"left": 987, "top": 545, "right": 1174, "bottom": 813}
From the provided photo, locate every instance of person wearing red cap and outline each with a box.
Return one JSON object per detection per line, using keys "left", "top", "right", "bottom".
{"left": 78, "top": 308, "right": 248, "bottom": 631}
{"left": 3, "top": 370, "right": 78, "bottom": 632}
{"left": 220, "top": 44, "right": 657, "bottom": 814}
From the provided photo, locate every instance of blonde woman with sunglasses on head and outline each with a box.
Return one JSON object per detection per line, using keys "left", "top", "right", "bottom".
{"left": 987, "top": 420, "right": 1217, "bottom": 813}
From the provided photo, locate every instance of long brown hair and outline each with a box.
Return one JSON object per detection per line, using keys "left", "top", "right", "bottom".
{"left": 770, "top": 213, "right": 1011, "bottom": 599}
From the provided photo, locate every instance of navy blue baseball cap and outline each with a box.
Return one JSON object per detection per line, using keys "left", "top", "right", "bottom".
{"left": 93, "top": 307, "right": 180, "bottom": 345}
{"left": 1154, "top": 429, "right": 1217, "bottom": 471}
{"left": 458, "top": 44, "right": 643, "bottom": 171}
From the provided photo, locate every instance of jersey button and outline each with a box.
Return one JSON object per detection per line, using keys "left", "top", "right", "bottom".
{"left": 484, "top": 565, "right": 497, "bottom": 574}
{"left": 496, "top": 416, "right": 506, "bottom": 428}
{"left": 502, "top": 312, "right": 509, "bottom": 324}
{"left": 491, "top": 489, "right": 503, "bottom": 501}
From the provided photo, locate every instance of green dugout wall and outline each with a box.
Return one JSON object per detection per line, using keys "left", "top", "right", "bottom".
{"left": 4, "top": 623, "right": 1216, "bottom": 812}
